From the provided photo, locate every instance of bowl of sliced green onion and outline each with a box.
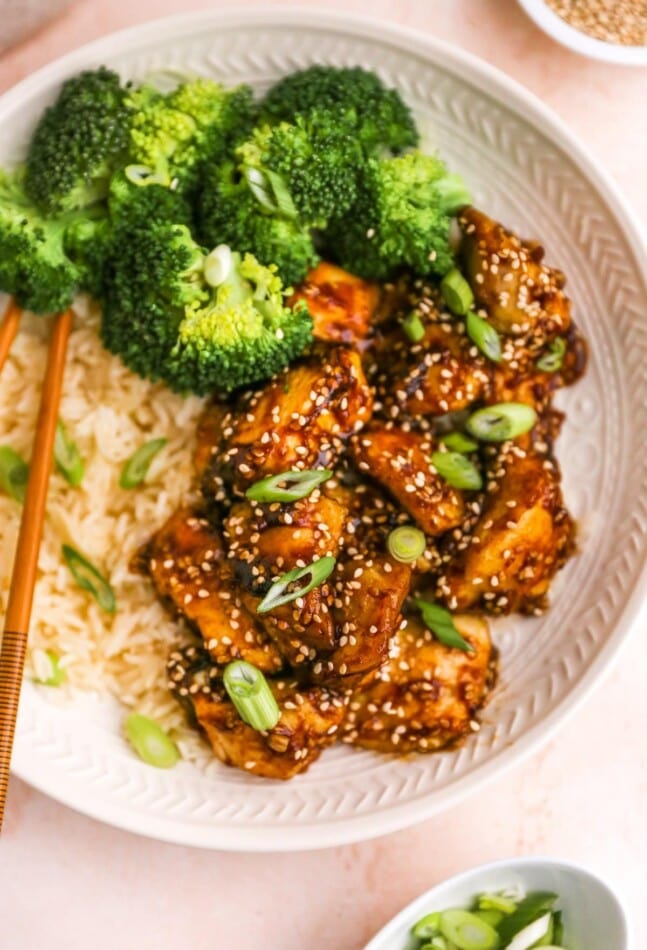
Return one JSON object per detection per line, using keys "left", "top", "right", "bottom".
{"left": 365, "top": 857, "right": 630, "bottom": 950}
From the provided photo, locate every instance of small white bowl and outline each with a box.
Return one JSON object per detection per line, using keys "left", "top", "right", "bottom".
{"left": 517, "top": 0, "right": 647, "bottom": 64}
{"left": 365, "top": 856, "right": 630, "bottom": 950}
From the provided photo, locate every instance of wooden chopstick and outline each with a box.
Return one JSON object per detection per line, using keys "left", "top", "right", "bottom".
{"left": 0, "top": 309, "right": 72, "bottom": 830}
{"left": 0, "top": 299, "right": 21, "bottom": 375}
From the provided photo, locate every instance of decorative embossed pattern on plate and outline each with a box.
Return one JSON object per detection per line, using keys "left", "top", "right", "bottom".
{"left": 1, "top": 10, "right": 646, "bottom": 850}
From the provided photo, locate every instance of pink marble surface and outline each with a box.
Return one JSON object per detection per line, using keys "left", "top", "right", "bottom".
{"left": 1, "top": 2, "right": 646, "bottom": 947}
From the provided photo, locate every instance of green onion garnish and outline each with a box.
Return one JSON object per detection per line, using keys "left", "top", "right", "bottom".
{"left": 497, "top": 892, "right": 558, "bottom": 945}
{"left": 466, "top": 311, "right": 502, "bottom": 363}
{"left": 439, "top": 431, "right": 479, "bottom": 454}
{"left": 124, "top": 713, "right": 180, "bottom": 768}
{"left": 204, "top": 244, "right": 232, "bottom": 287}
{"left": 62, "top": 544, "right": 116, "bottom": 613}
{"left": 119, "top": 438, "right": 167, "bottom": 489}
{"left": 0, "top": 446, "right": 29, "bottom": 503}
{"left": 402, "top": 312, "right": 425, "bottom": 343}
{"left": 439, "top": 909, "right": 499, "bottom": 949}
{"left": 223, "top": 660, "right": 281, "bottom": 732}
{"left": 414, "top": 598, "right": 475, "bottom": 652}
{"left": 245, "top": 469, "right": 332, "bottom": 504}
{"left": 257, "top": 556, "right": 336, "bottom": 614}
{"left": 432, "top": 451, "right": 483, "bottom": 491}
{"left": 466, "top": 402, "right": 537, "bottom": 442}
{"left": 412, "top": 912, "right": 442, "bottom": 939}
{"left": 32, "top": 649, "right": 66, "bottom": 687}
{"left": 477, "top": 893, "right": 518, "bottom": 915}
{"left": 440, "top": 267, "right": 474, "bottom": 316}
{"left": 435, "top": 173, "right": 472, "bottom": 213}
{"left": 387, "top": 525, "right": 426, "bottom": 563}
{"left": 124, "top": 164, "right": 169, "bottom": 187}
{"left": 536, "top": 336, "right": 566, "bottom": 373}
{"left": 244, "top": 166, "right": 297, "bottom": 219}
{"left": 54, "top": 420, "right": 84, "bottom": 487}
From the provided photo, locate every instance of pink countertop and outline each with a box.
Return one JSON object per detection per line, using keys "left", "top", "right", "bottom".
{"left": 1, "top": 2, "right": 646, "bottom": 948}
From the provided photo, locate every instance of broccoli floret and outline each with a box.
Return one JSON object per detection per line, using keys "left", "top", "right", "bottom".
{"left": 0, "top": 170, "right": 83, "bottom": 313}
{"left": 236, "top": 112, "right": 362, "bottom": 227}
{"left": 197, "top": 161, "right": 318, "bottom": 287}
{"left": 323, "top": 152, "right": 464, "bottom": 280}
{"left": 63, "top": 213, "right": 113, "bottom": 299}
{"left": 108, "top": 169, "right": 193, "bottom": 228}
{"left": 101, "top": 222, "right": 312, "bottom": 394}
{"left": 126, "top": 79, "right": 256, "bottom": 194}
{"left": 260, "top": 65, "right": 418, "bottom": 155}
{"left": 25, "top": 67, "right": 131, "bottom": 214}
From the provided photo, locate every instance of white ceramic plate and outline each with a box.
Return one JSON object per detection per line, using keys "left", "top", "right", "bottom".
{"left": 2, "top": 9, "right": 647, "bottom": 851}
{"left": 364, "top": 857, "right": 631, "bottom": 949}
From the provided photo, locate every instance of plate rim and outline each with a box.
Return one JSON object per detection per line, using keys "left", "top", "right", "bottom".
{"left": 5, "top": 5, "right": 647, "bottom": 851}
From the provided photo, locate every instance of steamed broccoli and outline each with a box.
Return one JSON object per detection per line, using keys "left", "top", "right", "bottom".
{"left": 323, "top": 151, "right": 467, "bottom": 280}
{"left": 107, "top": 169, "right": 193, "bottom": 228}
{"left": 0, "top": 169, "right": 84, "bottom": 313}
{"left": 260, "top": 65, "right": 419, "bottom": 155}
{"left": 236, "top": 111, "right": 362, "bottom": 227}
{"left": 126, "top": 79, "right": 256, "bottom": 195}
{"left": 197, "top": 161, "right": 318, "bottom": 287}
{"left": 101, "top": 222, "right": 312, "bottom": 393}
{"left": 25, "top": 67, "right": 131, "bottom": 214}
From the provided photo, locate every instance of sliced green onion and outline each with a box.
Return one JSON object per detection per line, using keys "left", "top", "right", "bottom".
{"left": 439, "top": 909, "right": 499, "bottom": 949}
{"left": 536, "top": 337, "right": 566, "bottom": 373}
{"left": 124, "top": 713, "right": 180, "bottom": 768}
{"left": 119, "top": 438, "right": 167, "bottom": 489}
{"left": 124, "top": 164, "right": 169, "bottom": 187}
{"left": 32, "top": 648, "right": 66, "bottom": 687}
{"left": 440, "top": 267, "right": 474, "bottom": 316}
{"left": 223, "top": 660, "right": 281, "bottom": 731}
{"left": 466, "top": 311, "right": 502, "bottom": 363}
{"left": 466, "top": 403, "right": 538, "bottom": 443}
{"left": 412, "top": 911, "right": 442, "bottom": 939}
{"left": 0, "top": 446, "right": 29, "bottom": 503}
{"left": 436, "top": 173, "right": 472, "bottom": 213}
{"left": 204, "top": 244, "right": 233, "bottom": 287}
{"left": 475, "top": 909, "right": 504, "bottom": 928}
{"left": 497, "top": 892, "right": 558, "bottom": 945}
{"left": 257, "top": 556, "right": 336, "bottom": 614}
{"left": 387, "top": 525, "right": 426, "bottom": 563}
{"left": 439, "top": 432, "right": 479, "bottom": 454}
{"left": 62, "top": 544, "right": 116, "bottom": 613}
{"left": 505, "top": 913, "right": 552, "bottom": 950}
{"left": 245, "top": 469, "right": 332, "bottom": 504}
{"left": 54, "top": 420, "right": 84, "bottom": 487}
{"left": 477, "top": 893, "right": 518, "bottom": 915}
{"left": 244, "top": 166, "right": 297, "bottom": 219}
{"left": 432, "top": 451, "right": 483, "bottom": 491}
{"left": 402, "top": 311, "right": 425, "bottom": 343}
{"left": 415, "top": 598, "right": 475, "bottom": 653}
{"left": 426, "top": 939, "right": 449, "bottom": 950}
{"left": 552, "top": 911, "right": 564, "bottom": 945}
{"left": 265, "top": 168, "right": 298, "bottom": 219}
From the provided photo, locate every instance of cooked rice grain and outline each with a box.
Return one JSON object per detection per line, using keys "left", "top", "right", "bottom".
{"left": 0, "top": 298, "right": 214, "bottom": 763}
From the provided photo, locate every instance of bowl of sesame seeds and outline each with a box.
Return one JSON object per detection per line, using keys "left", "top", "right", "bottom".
{"left": 517, "top": 0, "right": 647, "bottom": 63}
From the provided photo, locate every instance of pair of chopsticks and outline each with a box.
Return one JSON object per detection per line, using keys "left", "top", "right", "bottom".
{"left": 0, "top": 298, "right": 72, "bottom": 830}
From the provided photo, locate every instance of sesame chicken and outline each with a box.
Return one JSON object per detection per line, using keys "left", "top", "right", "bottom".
{"left": 140, "top": 508, "right": 283, "bottom": 673}
{"left": 202, "top": 346, "right": 373, "bottom": 499}
{"left": 437, "top": 447, "right": 575, "bottom": 614}
{"left": 343, "top": 613, "right": 495, "bottom": 753}
{"left": 350, "top": 423, "right": 465, "bottom": 536}
{"left": 168, "top": 646, "right": 347, "bottom": 780}
{"left": 289, "top": 262, "right": 380, "bottom": 345}
{"left": 459, "top": 207, "right": 571, "bottom": 343}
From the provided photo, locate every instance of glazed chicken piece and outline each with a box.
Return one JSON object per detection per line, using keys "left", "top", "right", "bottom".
{"left": 202, "top": 346, "right": 373, "bottom": 500}
{"left": 437, "top": 446, "right": 575, "bottom": 614}
{"left": 459, "top": 207, "right": 571, "bottom": 343}
{"left": 368, "top": 302, "right": 491, "bottom": 418}
{"left": 350, "top": 423, "right": 465, "bottom": 536}
{"left": 342, "top": 613, "right": 495, "bottom": 753}
{"left": 223, "top": 488, "right": 349, "bottom": 664}
{"left": 193, "top": 399, "right": 229, "bottom": 484}
{"left": 168, "top": 646, "right": 347, "bottom": 779}
{"left": 289, "top": 262, "right": 380, "bottom": 346}
{"left": 141, "top": 508, "right": 283, "bottom": 673}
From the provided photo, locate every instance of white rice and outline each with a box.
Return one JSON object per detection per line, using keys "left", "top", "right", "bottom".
{"left": 0, "top": 297, "right": 214, "bottom": 762}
